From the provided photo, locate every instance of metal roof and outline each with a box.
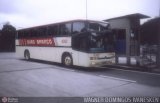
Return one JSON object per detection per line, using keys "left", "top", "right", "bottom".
{"left": 104, "top": 13, "right": 150, "bottom": 21}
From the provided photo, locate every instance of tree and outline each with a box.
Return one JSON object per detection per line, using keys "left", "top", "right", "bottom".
{"left": 0, "top": 24, "right": 16, "bottom": 52}
{"left": 140, "top": 17, "right": 159, "bottom": 45}
{"left": 140, "top": 17, "right": 160, "bottom": 68}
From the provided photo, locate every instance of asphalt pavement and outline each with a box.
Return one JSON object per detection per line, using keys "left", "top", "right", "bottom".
{"left": 0, "top": 53, "right": 160, "bottom": 97}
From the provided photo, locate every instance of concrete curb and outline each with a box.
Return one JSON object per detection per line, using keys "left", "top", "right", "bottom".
{"left": 103, "top": 64, "right": 160, "bottom": 74}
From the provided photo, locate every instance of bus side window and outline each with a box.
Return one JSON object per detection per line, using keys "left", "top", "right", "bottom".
{"left": 72, "top": 22, "right": 86, "bottom": 34}
{"left": 18, "top": 32, "right": 21, "bottom": 39}
{"left": 23, "top": 30, "right": 28, "bottom": 38}
{"left": 48, "top": 25, "right": 58, "bottom": 36}
{"left": 20, "top": 31, "right": 25, "bottom": 38}
{"left": 59, "top": 23, "right": 71, "bottom": 35}
{"left": 34, "top": 28, "right": 39, "bottom": 37}
{"left": 30, "top": 29, "right": 35, "bottom": 38}
{"left": 40, "top": 27, "right": 47, "bottom": 37}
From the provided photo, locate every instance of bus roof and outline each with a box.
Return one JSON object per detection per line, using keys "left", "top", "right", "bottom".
{"left": 17, "top": 19, "right": 109, "bottom": 31}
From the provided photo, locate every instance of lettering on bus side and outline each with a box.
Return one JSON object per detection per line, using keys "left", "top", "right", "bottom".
{"left": 61, "top": 39, "right": 68, "bottom": 43}
{"left": 19, "top": 38, "right": 55, "bottom": 46}
{"left": 27, "top": 39, "right": 36, "bottom": 45}
{"left": 19, "top": 39, "right": 27, "bottom": 46}
{"left": 37, "top": 39, "right": 53, "bottom": 45}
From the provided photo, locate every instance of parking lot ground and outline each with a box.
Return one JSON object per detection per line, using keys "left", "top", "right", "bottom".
{"left": 0, "top": 53, "right": 160, "bottom": 97}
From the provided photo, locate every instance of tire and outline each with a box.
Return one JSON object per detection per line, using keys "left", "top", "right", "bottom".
{"left": 24, "top": 50, "right": 30, "bottom": 60}
{"left": 62, "top": 54, "right": 73, "bottom": 66}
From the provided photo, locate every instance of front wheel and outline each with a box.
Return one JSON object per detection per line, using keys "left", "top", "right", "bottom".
{"left": 62, "top": 54, "right": 73, "bottom": 66}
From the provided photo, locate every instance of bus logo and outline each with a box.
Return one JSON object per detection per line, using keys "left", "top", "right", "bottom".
{"left": 61, "top": 39, "right": 68, "bottom": 43}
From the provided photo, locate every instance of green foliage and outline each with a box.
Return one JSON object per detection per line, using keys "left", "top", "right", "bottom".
{"left": 0, "top": 24, "right": 16, "bottom": 52}
{"left": 140, "top": 17, "right": 160, "bottom": 45}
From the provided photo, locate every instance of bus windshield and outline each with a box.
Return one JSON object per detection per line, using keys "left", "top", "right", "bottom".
{"left": 72, "top": 21, "right": 114, "bottom": 53}
{"left": 72, "top": 31, "right": 115, "bottom": 53}
{"left": 88, "top": 21, "right": 108, "bottom": 32}
{"left": 89, "top": 32, "right": 115, "bottom": 53}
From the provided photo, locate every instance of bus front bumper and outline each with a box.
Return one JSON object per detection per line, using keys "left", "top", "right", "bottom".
{"left": 90, "top": 59, "right": 115, "bottom": 67}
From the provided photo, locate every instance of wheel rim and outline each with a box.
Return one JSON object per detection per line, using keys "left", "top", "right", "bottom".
{"left": 64, "top": 56, "right": 72, "bottom": 66}
{"left": 26, "top": 54, "right": 29, "bottom": 60}
{"left": 25, "top": 52, "right": 30, "bottom": 60}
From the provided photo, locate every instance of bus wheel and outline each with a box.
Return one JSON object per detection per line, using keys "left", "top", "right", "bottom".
{"left": 62, "top": 54, "right": 73, "bottom": 66}
{"left": 24, "top": 50, "right": 30, "bottom": 60}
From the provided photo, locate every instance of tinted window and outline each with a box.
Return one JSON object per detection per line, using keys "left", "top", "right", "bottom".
{"left": 18, "top": 27, "right": 47, "bottom": 38}
{"left": 30, "top": 28, "right": 38, "bottom": 37}
{"left": 18, "top": 31, "right": 23, "bottom": 39}
{"left": 48, "top": 25, "right": 58, "bottom": 36}
{"left": 72, "top": 36, "right": 89, "bottom": 51}
{"left": 73, "top": 22, "right": 86, "bottom": 33}
{"left": 38, "top": 27, "right": 47, "bottom": 37}
{"left": 89, "top": 22, "right": 107, "bottom": 32}
{"left": 19, "top": 30, "right": 29, "bottom": 38}
{"left": 59, "top": 23, "right": 71, "bottom": 35}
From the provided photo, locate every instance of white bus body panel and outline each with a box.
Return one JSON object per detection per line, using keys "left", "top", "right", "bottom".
{"left": 16, "top": 36, "right": 115, "bottom": 67}
{"left": 16, "top": 46, "right": 73, "bottom": 63}
{"left": 16, "top": 46, "right": 115, "bottom": 67}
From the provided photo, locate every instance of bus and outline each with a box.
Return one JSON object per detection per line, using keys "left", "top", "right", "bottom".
{"left": 16, "top": 19, "right": 115, "bottom": 67}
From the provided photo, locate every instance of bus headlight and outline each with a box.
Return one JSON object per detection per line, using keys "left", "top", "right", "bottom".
{"left": 91, "top": 61, "right": 96, "bottom": 65}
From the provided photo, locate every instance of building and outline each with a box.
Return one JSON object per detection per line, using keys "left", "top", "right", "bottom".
{"left": 104, "top": 13, "right": 149, "bottom": 65}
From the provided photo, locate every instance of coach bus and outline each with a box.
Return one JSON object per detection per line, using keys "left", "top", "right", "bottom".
{"left": 16, "top": 19, "right": 115, "bottom": 67}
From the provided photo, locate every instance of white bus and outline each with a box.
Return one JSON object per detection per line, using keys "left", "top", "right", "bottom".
{"left": 16, "top": 20, "right": 115, "bottom": 67}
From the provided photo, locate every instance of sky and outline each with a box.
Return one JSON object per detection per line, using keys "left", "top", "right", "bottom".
{"left": 0, "top": 0, "right": 159, "bottom": 29}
